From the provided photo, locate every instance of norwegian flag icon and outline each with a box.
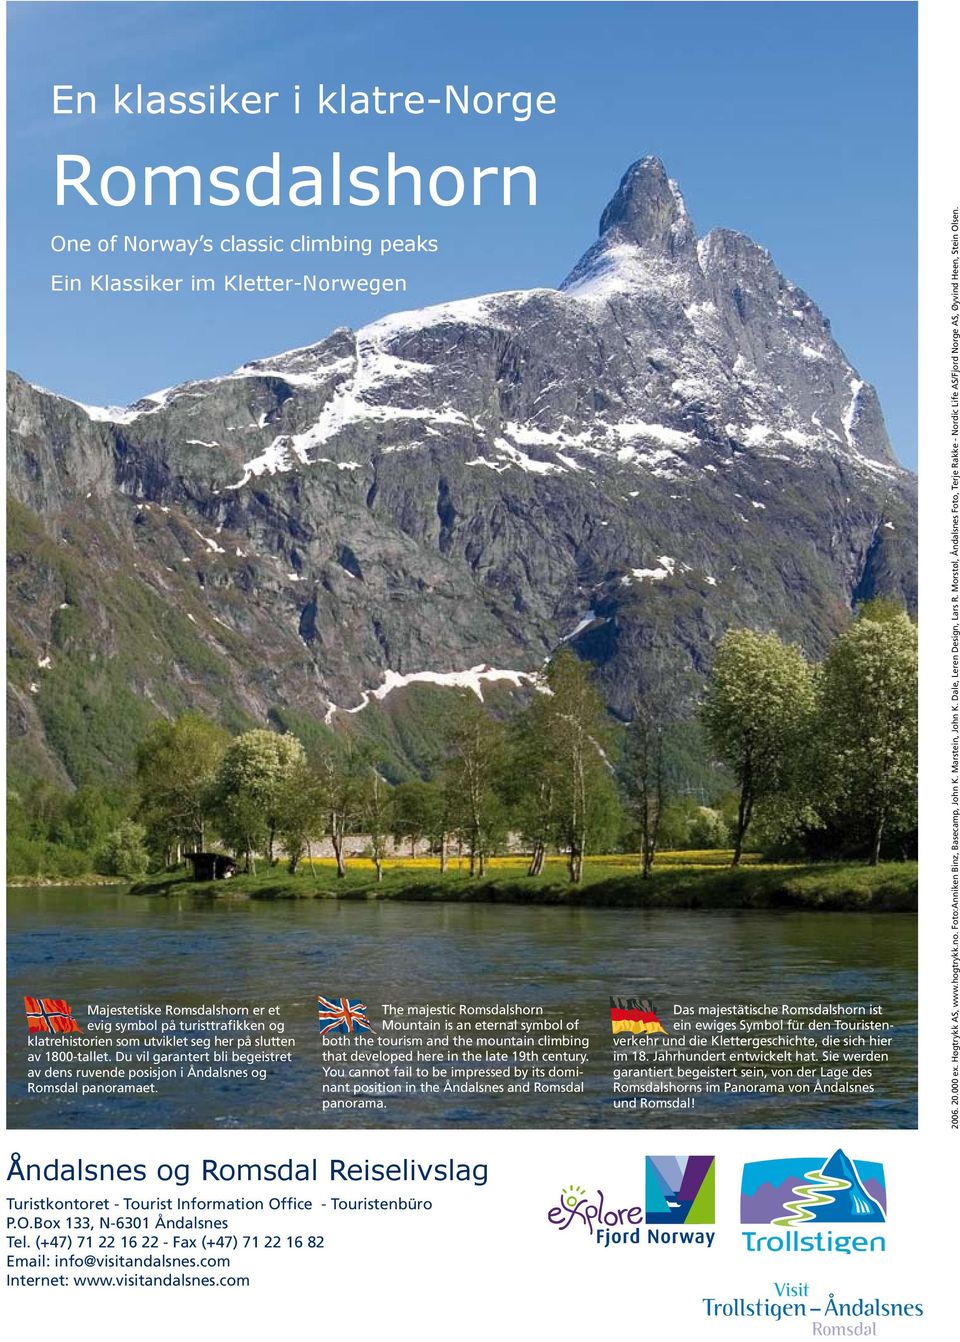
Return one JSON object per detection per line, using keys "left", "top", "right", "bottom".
{"left": 317, "top": 996, "right": 371, "bottom": 1035}
{"left": 24, "top": 997, "right": 82, "bottom": 1034}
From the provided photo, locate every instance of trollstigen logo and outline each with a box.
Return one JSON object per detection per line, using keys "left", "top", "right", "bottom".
{"left": 741, "top": 1150, "right": 886, "bottom": 1225}
{"left": 547, "top": 1184, "right": 644, "bottom": 1246}
{"left": 646, "top": 1156, "right": 716, "bottom": 1224}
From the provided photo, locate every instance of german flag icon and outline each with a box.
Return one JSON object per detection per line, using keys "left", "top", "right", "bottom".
{"left": 610, "top": 996, "right": 667, "bottom": 1035}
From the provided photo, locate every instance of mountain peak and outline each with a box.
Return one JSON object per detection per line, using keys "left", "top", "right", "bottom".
{"left": 597, "top": 156, "right": 695, "bottom": 256}
{"left": 817, "top": 1150, "right": 885, "bottom": 1222}
{"left": 6, "top": 151, "right": 917, "bottom": 787}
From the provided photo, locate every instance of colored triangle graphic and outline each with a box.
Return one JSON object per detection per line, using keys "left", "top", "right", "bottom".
{"left": 686, "top": 1159, "right": 715, "bottom": 1224}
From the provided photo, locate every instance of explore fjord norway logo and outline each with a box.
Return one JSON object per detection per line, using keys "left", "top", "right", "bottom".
{"left": 741, "top": 1150, "right": 886, "bottom": 1226}
{"left": 546, "top": 1172, "right": 716, "bottom": 1249}
{"left": 548, "top": 1184, "right": 644, "bottom": 1246}
{"left": 646, "top": 1155, "right": 715, "bottom": 1224}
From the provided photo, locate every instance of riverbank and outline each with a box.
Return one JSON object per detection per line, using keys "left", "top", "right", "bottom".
{"left": 128, "top": 859, "right": 917, "bottom": 911}
{"left": 7, "top": 875, "right": 128, "bottom": 888}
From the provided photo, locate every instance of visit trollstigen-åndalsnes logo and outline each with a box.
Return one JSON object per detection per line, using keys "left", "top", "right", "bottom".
{"left": 740, "top": 1150, "right": 887, "bottom": 1254}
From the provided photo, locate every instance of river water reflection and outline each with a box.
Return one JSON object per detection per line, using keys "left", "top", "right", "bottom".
{"left": 7, "top": 886, "right": 917, "bottom": 1129}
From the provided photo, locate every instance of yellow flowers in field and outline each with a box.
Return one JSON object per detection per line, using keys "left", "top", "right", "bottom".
{"left": 300, "top": 849, "right": 767, "bottom": 873}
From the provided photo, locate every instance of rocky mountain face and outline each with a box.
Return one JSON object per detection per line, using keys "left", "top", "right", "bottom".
{"left": 7, "top": 156, "right": 916, "bottom": 785}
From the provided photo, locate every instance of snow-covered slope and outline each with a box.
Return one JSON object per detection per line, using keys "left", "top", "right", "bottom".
{"left": 65, "top": 157, "right": 897, "bottom": 490}
{"left": 7, "top": 156, "right": 916, "bottom": 780}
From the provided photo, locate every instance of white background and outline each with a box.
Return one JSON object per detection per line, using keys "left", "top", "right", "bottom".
{"left": 2, "top": 0, "right": 955, "bottom": 1335}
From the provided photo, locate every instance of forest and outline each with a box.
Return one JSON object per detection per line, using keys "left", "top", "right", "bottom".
{"left": 7, "top": 602, "right": 917, "bottom": 886}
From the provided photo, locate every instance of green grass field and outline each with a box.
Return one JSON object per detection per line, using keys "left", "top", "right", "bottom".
{"left": 128, "top": 851, "right": 917, "bottom": 912}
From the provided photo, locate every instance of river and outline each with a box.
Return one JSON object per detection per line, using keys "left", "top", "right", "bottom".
{"left": 7, "top": 885, "right": 917, "bottom": 1129}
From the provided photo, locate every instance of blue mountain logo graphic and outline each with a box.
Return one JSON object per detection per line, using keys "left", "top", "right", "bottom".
{"left": 741, "top": 1149, "right": 886, "bottom": 1225}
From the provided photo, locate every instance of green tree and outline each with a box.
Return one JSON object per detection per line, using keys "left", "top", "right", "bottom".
{"left": 855, "top": 596, "right": 909, "bottom": 625}
{"left": 136, "top": 713, "right": 230, "bottom": 861}
{"left": 98, "top": 820, "right": 149, "bottom": 878}
{"left": 22, "top": 778, "right": 69, "bottom": 842}
{"left": 275, "top": 763, "right": 326, "bottom": 876}
{"left": 362, "top": 767, "right": 393, "bottom": 882}
{"left": 216, "top": 792, "right": 268, "bottom": 875}
{"left": 392, "top": 780, "right": 431, "bottom": 857}
{"left": 817, "top": 607, "right": 917, "bottom": 865}
{"left": 503, "top": 694, "right": 556, "bottom": 876}
{"left": 315, "top": 744, "right": 368, "bottom": 878}
{"left": 621, "top": 663, "right": 701, "bottom": 874}
{"left": 622, "top": 693, "right": 671, "bottom": 878}
{"left": 423, "top": 781, "right": 453, "bottom": 873}
{"left": 702, "top": 629, "right": 817, "bottom": 866}
{"left": 53, "top": 785, "right": 124, "bottom": 852}
{"left": 214, "top": 729, "right": 306, "bottom": 869}
{"left": 643, "top": 794, "right": 735, "bottom": 854}
{"left": 393, "top": 779, "right": 450, "bottom": 869}
{"left": 688, "top": 806, "right": 730, "bottom": 849}
{"left": 529, "top": 649, "right": 616, "bottom": 884}
{"left": 655, "top": 796, "right": 692, "bottom": 850}
{"left": 443, "top": 695, "right": 507, "bottom": 877}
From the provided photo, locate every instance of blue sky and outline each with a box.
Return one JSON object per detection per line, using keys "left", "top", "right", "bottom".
{"left": 7, "top": 1, "right": 917, "bottom": 465}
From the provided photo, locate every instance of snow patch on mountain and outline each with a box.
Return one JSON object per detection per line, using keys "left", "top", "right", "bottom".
{"left": 194, "top": 529, "right": 226, "bottom": 554}
{"left": 360, "top": 292, "right": 526, "bottom": 344}
{"left": 613, "top": 421, "right": 697, "bottom": 451}
{"left": 490, "top": 438, "right": 565, "bottom": 475}
{"left": 229, "top": 353, "right": 355, "bottom": 389}
{"left": 740, "top": 424, "right": 773, "bottom": 446}
{"left": 622, "top": 556, "right": 676, "bottom": 584}
{"left": 324, "top": 664, "right": 537, "bottom": 722}
{"left": 562, "top": 244, "right": 692, "bottom": 304}
{"left": 843, "top": 378, "right": 865, "bottom": 448}
{"left": 561, "top": 610, "right": 607, "bottom": 642}
{"left": 73, "top": 387, "right": 177, "bottom": 424}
